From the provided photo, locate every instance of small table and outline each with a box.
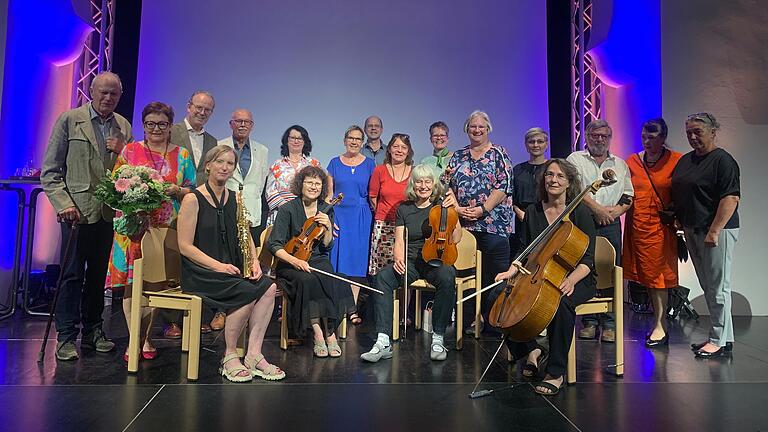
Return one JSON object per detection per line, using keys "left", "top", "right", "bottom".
{"left": 0, "top": 178, "right": 47, "bottom": 320}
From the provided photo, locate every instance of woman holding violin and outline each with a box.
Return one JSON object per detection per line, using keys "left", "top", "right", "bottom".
{"left": 361, "top": 164, "right": 461, "bottom": 363}
{"left": 267, "top": 166, "right": 355, "bottom": 358}
{"left": 495, "top": 159, "right": 596, "bottom": 395}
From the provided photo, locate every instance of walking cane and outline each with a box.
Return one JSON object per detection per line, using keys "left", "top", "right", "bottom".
{"left": 37, "top": 222, "right": 78, "bottom": 363}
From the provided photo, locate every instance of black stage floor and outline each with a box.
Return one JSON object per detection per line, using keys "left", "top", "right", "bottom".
{"left": 1, "top": 303, "right": 767, "bottom": 431}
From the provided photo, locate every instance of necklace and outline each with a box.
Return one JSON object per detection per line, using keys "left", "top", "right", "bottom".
{"left": 143, "top": 141, "right": 169, "bottom": 172}
{"left": 643, "top": 148, "right": 665, "bottom": 168}
{"left": 287, "top": 154, "right": 302, "bottom": 166}
{"left": 342, "top": 154, "right": 361, "bottom": 174}
{"left": 389, "top": 163, "right": 408, "bottom": 182}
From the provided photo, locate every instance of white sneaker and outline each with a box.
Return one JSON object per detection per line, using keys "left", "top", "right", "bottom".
{"left": 360, "top": 341, "right": 393, "bottom": 363}
{"left": 430, "top": 342, "right": 447, "bottom": 361}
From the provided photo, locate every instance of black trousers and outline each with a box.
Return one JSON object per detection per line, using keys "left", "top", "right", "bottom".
{"left": 373, "top": 260, "right": 456, "bottom": 337}
{"left": 472, "top": 231, "right": 511, "bottom": 324}
{"left": 55, "top": 220, "right": 112, "bottom": 342}
{"left": 506, "top": 278, "right": 595, "bottom": 377}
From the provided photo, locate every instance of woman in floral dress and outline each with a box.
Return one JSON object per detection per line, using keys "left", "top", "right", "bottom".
{"left": 107, "top": 102, "right": 195, "bottom": 360}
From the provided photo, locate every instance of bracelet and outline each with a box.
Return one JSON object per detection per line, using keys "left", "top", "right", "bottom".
{"left": 480, "top": 205, "right": 490, "bottom": 216}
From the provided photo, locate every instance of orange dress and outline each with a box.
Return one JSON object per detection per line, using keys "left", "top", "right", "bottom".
{"left": 622, "top": 149, "right": 682, "bottom": 289}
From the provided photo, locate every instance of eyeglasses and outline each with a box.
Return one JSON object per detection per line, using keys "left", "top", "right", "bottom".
{"left": 544, "top": 171, "right": 567, "bottom": 181}
{"left": 288, "top": 135, "right": 305, "bottom": 142}
{"left": 468, "top": 125, "right": 487, "bottom": 131}
{"left": 230, "top": 119, "right": 253, "bottom": 126}
{"left": 144, "top": 121, "right": 170, "bottom": 130}
{"left": 345, "top": 136, "right": 363, "bottom": 142}
{"left": 393, "top": 133, "right": 410, "bottom": 140}
{"left": 587, "top": 133, "right": 611, "bottom": 140}
{"left": 190, "top": 104, "right": 213, "bottom": 115}
{"left": 431, "top": 133, "right": 448, "bottom": 139}
{"left": 303, "top": 181, "right": 323, "bottom": 188}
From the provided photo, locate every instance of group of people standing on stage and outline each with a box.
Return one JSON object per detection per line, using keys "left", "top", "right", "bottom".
{"left": 40, "top": 71, "right": 741, "bottom": 389}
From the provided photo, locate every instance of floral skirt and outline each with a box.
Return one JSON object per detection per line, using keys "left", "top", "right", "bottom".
{"left": 106, "top": 203, "right": 175, "bottom": 292}
{"left": 368, "top": 220, "right": 396, "bottom": 276}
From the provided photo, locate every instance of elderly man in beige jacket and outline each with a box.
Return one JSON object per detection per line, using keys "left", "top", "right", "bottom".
{"left": 41, "top": 71, "right": 132, "bottom": 361}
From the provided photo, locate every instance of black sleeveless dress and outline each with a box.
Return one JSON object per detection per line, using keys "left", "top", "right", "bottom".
{"left": 181, "top": 189, "right": 271, "bottom": 310}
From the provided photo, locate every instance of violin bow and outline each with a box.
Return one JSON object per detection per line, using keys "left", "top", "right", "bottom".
{"left": 307, "top": 266, "right": 384, "bottom": 295}
{"left": 275, "top": 256, "right": 383, "bottom": 295}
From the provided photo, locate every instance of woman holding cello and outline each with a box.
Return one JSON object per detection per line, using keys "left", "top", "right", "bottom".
{"left": 494, "top": 159, "right": 597, "bottom": 395}
{"left": 267, "top": 166, "right": 355, "bottom": 358}
{"left": 361, "top": 164, "right": 461, "bottom": 363}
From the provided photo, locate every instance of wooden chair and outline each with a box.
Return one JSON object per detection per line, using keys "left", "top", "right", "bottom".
{"left": 566, "top": 235, "right": 624, "bottom": 384}
{"left": 398, "top": 228, "right": 482, "bottom": 350}
{"left": 127, "top": 227, "right": 203, "bottom": 381}
{"left": 257, "top": 225, "right": 346, "bottom": 351}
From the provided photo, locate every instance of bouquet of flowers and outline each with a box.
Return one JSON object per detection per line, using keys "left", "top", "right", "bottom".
{"left": 95, "top": 165, "right": 170, "bottom": 238}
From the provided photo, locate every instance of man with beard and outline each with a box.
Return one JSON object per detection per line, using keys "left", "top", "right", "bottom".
{"left": 567, "top": 119, "right": 633, "bottom": 343}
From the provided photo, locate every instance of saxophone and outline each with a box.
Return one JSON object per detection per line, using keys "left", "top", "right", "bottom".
{"left": 236, "top": 184, "right": 254, "bottom": 278}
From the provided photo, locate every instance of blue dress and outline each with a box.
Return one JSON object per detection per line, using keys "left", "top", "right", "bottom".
{"left": 327, "top": 156, "right": 375, "bottom": 277}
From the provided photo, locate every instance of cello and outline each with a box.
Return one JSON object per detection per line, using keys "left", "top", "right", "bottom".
{"left": 284, "top": 193, "right": 343, "bottom": 261}
{"left": 488, "top": 169, "right": 617, "bottom": 342}
{"left": 421, "top": 169, "right": 459, "bottom": 266}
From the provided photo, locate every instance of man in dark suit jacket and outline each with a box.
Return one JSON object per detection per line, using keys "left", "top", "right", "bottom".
{"left": 170, "top": 90, "right": 218, "bottom": 185}
{"left": 41, "top": 72, "right": 132, "bottom": 361}
{"left": 162, "top": 90, "right": 218, "bottom": 337}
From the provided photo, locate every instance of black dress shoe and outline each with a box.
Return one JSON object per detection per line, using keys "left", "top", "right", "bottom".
{"left": 690, "top": 341, "right": 733, "bottom": 352}
{"left": 694, "top": 346, "right": 730, "bottom": 358}
{"left": 645, "top": 333, "right": 669, "bottom": 348}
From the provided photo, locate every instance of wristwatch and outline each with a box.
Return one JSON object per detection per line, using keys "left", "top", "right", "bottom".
{"left": 480, "top": 205, "right": 490, "bottom": 217}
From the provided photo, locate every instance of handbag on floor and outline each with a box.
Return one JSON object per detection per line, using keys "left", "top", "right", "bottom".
{"left": 422, "top": 301, "right": 434, "bottom": 334}
{"left": 667, "top": 286, "right": 699, "bottom": 320}
{"left": 628, "top": 280, "right": 652, "bottom": 314}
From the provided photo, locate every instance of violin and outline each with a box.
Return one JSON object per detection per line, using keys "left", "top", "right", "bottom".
{"left": 422, "top": 170, "right": 459, "bottom": 266}
{"left": 488, "top": 170, "right": 617, "bottom": 342}
{"left": 284, "top": 193, "right": 344, "bottom": 261}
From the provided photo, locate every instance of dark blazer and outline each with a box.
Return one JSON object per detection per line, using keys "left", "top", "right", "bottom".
{"left": 171, "top": 120, "right": 217, "bottom": 185}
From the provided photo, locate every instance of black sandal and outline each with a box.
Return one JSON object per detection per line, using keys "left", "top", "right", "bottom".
{"left": 534, "top": 376, "right": 565, "bottom": 396}
{"left": 522, "top": 348, "right": 548, "bottom": 379}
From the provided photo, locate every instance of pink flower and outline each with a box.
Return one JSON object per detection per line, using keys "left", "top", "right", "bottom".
{"left": 150, "top": 172, "right": 163, "bottom": 182}
{"left": 151, "top": 200, "right": 174, "bottom": 226}
{"left": 130, "top": 175, "right": 141, "bottom": 185}
{"left": 115, "top": 178, "right": 131, "bottom": 192}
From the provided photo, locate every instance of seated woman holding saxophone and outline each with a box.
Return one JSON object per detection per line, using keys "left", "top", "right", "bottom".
{"left": 267, "top": 165, "right": 355, "bottom": 358}
{"left": 495, "top": 159, "right": 596, "bottom": 395}
{"left": 178, "top": 145, "right": 284, "bottom": 383}
{"left": 361, "top": 164, "right": 461, "bottom": 363}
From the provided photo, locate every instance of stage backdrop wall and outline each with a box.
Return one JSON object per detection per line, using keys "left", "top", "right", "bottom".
{"left": 662, "top": 1, "right": 768, "bottom": 315}
{"left": 0, "top": 0, "right": 7, "bottom": 115}
{"left": 132, "top": 0, "right": 550, "bottom": 166}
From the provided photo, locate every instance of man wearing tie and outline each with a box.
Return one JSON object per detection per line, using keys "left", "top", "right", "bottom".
{"left": 41, "top": 71, "right": 131, "bottom": 361}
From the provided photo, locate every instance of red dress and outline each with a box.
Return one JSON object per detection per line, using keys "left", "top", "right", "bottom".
{"left": 622, "top": 150, "right": 682, "bottom": 289}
